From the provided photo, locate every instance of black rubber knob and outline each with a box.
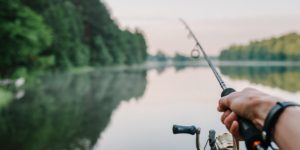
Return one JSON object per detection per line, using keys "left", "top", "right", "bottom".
{"left": 209, "top": 130, "right": 216, "bottom": 140}
{"left": 221, "top": 88, "right": 236, "bottom": 97}
{"left": 208, "top": 130, "right": 216, "bottom": 148}
{"left": 172, "top": 125, "right": 197, "bottom": 135}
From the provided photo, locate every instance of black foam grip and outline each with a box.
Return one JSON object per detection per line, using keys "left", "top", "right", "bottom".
{"left": 172, "top": 125, "right": 197, "bottom": 135}
{"left": 221, "top": 88, "right": 263, "bottom": 150}
{"left": 221, "top": 88, "right": 236, "bottom": 97}
{"left": 238, "top": 117, "right": 264, "bottom": 149}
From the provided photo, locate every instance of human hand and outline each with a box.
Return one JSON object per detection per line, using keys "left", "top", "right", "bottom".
{"left": 218, "top": 88, "right": 278, "bottom": 139}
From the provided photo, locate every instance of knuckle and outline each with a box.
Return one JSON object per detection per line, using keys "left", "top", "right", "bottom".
{"left": 230, "top": 126, "right": 235, "bottom": 134}
{"left": 247, "top": 95, "right": 256, "bottom": 101}
{"left": 219, "top": 97, "right": 225, "bottom": 103}
{"left": 224, "top": 117, "right": 230, "bottom": 126}
{"left": 243, "top": 87, "right": 254, "bottom": 92}
{"left": 221, "top": 116, "right": 225, "bottom": 123}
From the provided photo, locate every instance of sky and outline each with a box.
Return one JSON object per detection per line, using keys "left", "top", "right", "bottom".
{"left": 104, "top": 0, "right": 300, "bottom": 56}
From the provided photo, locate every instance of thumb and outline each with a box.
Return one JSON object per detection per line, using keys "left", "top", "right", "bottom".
{"left": 218, "top": 96, "right": 231, "bottom": 112}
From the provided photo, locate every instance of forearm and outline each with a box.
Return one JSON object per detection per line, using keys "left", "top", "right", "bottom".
{"left": 274, "top": 107, "right": 300, "bottom": 150}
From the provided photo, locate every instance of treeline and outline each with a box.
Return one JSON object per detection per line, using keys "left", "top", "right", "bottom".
{"left": 0, "top": 0, "right": 147, "bottom": 77}
{"left": 219, "top": 33, "right": 300, "bottom": 61}
{"left": 147, "top": 51, "right": 192, "bottom": 62}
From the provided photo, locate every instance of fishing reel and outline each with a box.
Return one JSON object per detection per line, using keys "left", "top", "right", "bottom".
{"left": 172, "top": 124, "right": 235, "bottom": 150}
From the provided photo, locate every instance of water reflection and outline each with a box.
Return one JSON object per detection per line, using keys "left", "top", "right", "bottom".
{"left": 220, "top": 66, "right": 300, "bottom": 92}
{"left": 1, "top": 65, "right": 300, "bottom": 150}
{"left": 0, "top": 70, "right": 147, "bottom": 150}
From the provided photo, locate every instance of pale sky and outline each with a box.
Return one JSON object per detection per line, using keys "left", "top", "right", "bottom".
{"left": 104, "top": 0, "right": 300, "bottom": 56}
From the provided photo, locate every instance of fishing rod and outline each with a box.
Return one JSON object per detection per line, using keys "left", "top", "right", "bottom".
{"left": 178, "top": 19, "right": 267, "bottom": 150}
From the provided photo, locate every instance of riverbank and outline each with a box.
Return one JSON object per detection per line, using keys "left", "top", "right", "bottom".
{"left": 32, "top": 60, "right": 300, "bottom": 77}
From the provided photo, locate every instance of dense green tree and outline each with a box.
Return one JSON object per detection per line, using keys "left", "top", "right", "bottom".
{"left": 72, "top": 0, "right": 126, "bottom": 64}
{"left": 122, "top": 30, "right": 148, "bottom": 65}
{"left": 1, "top": 0, "right": 148, "bottom": 77}
{"left": 92, "top": 36, "right": 113, "bottom": 65}
{"left": 42, "top": 1, "right": 90, "bottom": 68}
{"left": 0, "top": 0, "right": 52, "bottom": 77}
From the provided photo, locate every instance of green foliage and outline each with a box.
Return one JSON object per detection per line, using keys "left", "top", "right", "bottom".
{"left": 91, "top": 36, "right": 113, "bottom": 65}
{"left": 0, "top": 0, "right": 52, "bottom": 77}
{"left": 42, "top": 1, "right": 90, "bottom": 68}
{"left": 0, "top": 88, "right": 13, "bottom": 109}
{"left": 219, "top": 33, "right": 300, "bottom": 61}
{"left": 65, "top": 0, "right": 147, "bottom": 66}
{"left": 122, "top": 30, "right": 148, "bottom": 65}
{"left": 0, "top": 0, "right": 148, "bottom": 77}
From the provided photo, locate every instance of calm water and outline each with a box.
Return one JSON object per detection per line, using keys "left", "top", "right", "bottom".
{"left": 0, "top": 66, "right": 300, "bottom": 150}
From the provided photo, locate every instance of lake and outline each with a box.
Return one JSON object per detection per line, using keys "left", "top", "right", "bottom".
{"left": 0, "top": 65, "right": 300, "bottom": 150}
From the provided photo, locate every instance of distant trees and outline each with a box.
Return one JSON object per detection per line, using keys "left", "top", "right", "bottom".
{"left": 155, "top": 51, "right": 169, "bottom": 62}
{"left": 219, "top": 33, "right": 300, "bottom": 61}
{"left": 147, "top": 51, "right": 169, "bottom": 62}
{"left": 148, "top": 51, "right": 192, "bottom": 62}
{"left": 0, "top": 0, "right": 148, "bottom": 77}
{"left": 173, "top": 53, "right": 191, "bottom": 62}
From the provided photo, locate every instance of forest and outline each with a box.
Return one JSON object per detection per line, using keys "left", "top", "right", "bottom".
{"left": 0, "top": 0, "right": 147, "bottom": 78}
{"left": 219, "top": 33, "right": 300, "bottom": 61}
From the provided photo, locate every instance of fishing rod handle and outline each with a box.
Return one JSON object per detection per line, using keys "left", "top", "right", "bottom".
{"left": 221, "top": 88, "right": 264, "bottom": 150}
{"left": 172, "top": 125, "right": 198, "bottom": 135}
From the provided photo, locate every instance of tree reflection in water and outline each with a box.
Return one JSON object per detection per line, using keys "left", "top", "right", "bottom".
{"left": 0, "top": 69, "right": 147, "bottom": 150}
{"left": 220, "top": 66, "right": 300, "bottom": 92}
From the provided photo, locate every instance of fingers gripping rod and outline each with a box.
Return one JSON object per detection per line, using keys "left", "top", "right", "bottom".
{"left": 179, "top": 19, "right": 227, "bottom": 90}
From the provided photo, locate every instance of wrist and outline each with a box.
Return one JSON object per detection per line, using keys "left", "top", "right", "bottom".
{"left": 262, "top": 102, "right": 300, "bottom": 148}
{"left": 252, "top": 99, "right": 277, "bottom": 129}
{"left": 273, "top": 107, "right": 300, "bottom": 145}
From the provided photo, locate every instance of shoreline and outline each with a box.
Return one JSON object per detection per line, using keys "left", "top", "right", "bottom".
{"left": 71, "top": 60, "right": 300, "bottom": 74}
{"left": 146, "top": 60, "right": 300, "bottom": 68}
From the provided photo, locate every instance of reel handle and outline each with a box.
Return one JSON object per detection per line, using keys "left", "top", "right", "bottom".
{"left": 221, "top": 88, "right": 264, "bottom": 150}
{"left": 172, "top": 125, "right": 198, "bottom": 135}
